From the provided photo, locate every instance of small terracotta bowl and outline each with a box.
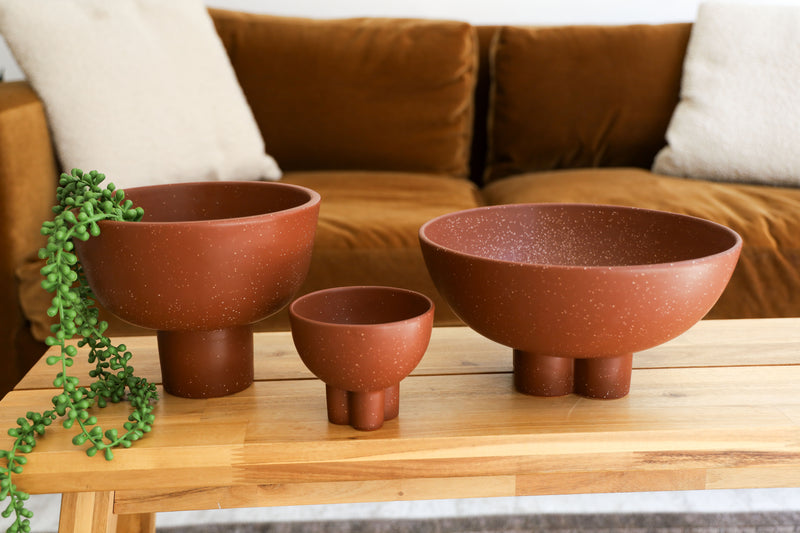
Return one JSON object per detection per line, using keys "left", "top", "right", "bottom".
{"left": 419, "top": 203, "right": 742, "bottom": 399}
{"left": 289, "top": 286, "right": 434, "bottom": 431}
{"left": 75, "top": 181, "right": 320, "bottom": 399}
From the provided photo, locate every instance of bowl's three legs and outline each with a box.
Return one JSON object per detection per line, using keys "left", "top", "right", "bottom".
{"left": 513, "top": 350, "right": 633, "bottom": 399}
{"left": 325, "top": 383, "right": 400, "bottom": 430}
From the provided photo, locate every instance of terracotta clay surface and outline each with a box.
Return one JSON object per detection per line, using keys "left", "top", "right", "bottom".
{"left": 289, "top": 286, "right": 434, "bottom": 430}
{"left": 75, "top": 181, "right": 320, "bottom": 398}
{"left": 419, "top": 203, "right": 742, "bottom": 399}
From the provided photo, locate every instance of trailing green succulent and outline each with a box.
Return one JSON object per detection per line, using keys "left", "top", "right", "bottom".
{"left": 0, "top": 169, "right": 158, "bottom": 533}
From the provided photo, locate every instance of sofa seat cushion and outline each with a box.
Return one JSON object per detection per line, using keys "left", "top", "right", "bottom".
{"left": 483, "top": 168, "right": 800, "bottom": 319}
{"left": 277, "top": 171, "right": 483, "bottom": 327}
{"left": 211, "top": 10, "right": 478, "bottom": 179}
{"left": 18, "top": 171, "right": 480, "bottom": 342}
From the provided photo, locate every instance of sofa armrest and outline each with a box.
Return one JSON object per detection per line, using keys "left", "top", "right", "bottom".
{"left": 0, "top": 81, "right": 58, "bottom": 393}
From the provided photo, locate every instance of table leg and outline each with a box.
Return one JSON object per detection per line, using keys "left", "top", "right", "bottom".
{"left": 58, "top": 492, "right": 156, "bottom": 533}
{"left": 59, "top": 491, "right": 117, "bottom": 532}
{"left": 116, "top": 512, "right": 156, "bottom": 533}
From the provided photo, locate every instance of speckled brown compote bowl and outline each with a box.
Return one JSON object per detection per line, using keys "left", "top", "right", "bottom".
{"left": 419, "top": 203, "right": 742, "bottom": 399}
{"left": 75, "top": 181, "right": 320, "bottom": 398}
{"left": 289, "top": 286, "right": 434, "bottom": 431}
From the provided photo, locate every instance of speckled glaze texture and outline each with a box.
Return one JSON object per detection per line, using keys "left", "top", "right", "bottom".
{"left": 75, "top": 181, "right": 321, "bottom": 398}
{"left": 419, "top": 203, "right": 742, "bottom": 399}
{"left": 289, "top": 286, "right": 434, "bottom": 430}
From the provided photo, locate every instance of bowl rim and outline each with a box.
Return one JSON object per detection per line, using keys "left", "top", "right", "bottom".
{"left": 96, "top": 180, "right": 321, "bottom": 228}
{"left": 289, "top": 285, "right": 435, "bottom": 328}
{"left": 419, "top": 202, "right": 743, "bottom": 271}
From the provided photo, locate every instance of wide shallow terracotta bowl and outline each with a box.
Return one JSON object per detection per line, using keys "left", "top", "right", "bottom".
{"left": 76, "top": 181, "right": 320, "bottom": 398}
{"left": 419, "top": 203, "right": 742, "bottom": 399}
{"left": 289, "top": 286, "right": 434, "bottom": 431}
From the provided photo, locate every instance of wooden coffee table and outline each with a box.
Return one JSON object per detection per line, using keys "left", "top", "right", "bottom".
{"left": 1, "top": 318, "right": 799, "bottom": 532}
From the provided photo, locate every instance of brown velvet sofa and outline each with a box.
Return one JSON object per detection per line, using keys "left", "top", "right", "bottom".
{"left": 2, "top": 9, "right": 799, "bottom": 396}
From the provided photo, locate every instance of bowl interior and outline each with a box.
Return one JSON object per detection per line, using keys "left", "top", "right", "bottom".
{"left": 124, "top": 181, "right": 315, "bottom": 223}
{"left": 291, "top": 287, "right": 433, "bottom": 326}
{"left": 421, "top": 204, "right": 740, "bottom": 267}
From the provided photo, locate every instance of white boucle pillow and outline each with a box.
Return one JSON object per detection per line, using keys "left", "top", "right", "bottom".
{"left": 0, "top": 0, "right": 281, "bottom": 190}
{"left": 652, "top": 2, "right": 800, "bottom": 187}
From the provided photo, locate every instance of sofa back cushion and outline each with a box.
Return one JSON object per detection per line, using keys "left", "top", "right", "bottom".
{"left": 211, "top": 9, "right": 478, "bottom": 179}
{"left": 485, "top": 23, "right": 691, "bottom": 182}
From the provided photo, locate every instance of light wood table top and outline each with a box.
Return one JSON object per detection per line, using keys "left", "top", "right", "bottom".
{"left": 1, "top": 318, "right": 799, "bottom": 532}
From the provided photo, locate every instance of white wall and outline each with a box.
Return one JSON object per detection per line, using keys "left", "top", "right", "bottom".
{"left": 1, "top": 0, "right": 708, "bottom": 82}
{"left": 204, "top": 0, "right": 704, "bottom": 24}
{"left": 5, "top": 0, "right": 800, "bottom": 81}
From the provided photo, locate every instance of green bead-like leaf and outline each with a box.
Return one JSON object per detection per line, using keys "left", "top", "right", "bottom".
{"left": 2, "top": 169, "right": 157, "bottom": 532}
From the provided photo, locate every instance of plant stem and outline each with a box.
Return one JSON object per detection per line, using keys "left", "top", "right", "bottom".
{"left": 0, "top": 169, "right": 157, "bottom": 532}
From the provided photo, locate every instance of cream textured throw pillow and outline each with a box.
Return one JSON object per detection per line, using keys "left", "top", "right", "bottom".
{"left": 0, "top": 0, "right": 281, "bottom": 190}
{"left": 653, "top": 2, "right": 800, "bottom": 187}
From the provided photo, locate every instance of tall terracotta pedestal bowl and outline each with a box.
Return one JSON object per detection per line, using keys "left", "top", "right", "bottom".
{"left": 289, "top": 286, "right": 434, "bottom": 431}
{"left": 75, "top": 181, "right": 320, "bottom": 398}
{"left": 419, "top": 203, "right": 742, "bottom": 399}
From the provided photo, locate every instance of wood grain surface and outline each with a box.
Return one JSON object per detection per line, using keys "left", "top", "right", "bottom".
{"left": 0, "top": 319, "right": 798, "bottom": 517}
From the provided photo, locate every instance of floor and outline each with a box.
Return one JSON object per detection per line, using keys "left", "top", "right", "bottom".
{"left": 11, "top": 487, "right": 800, "bottom": 531}
{"left": 156, "top": 512, "right": 800, "bottom": 532}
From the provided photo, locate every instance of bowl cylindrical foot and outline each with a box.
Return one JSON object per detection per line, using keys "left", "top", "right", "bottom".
{"left": 325, "top": 384, "right": 399, "bottom": 431}
{"left": 513, "top": 350, "right": 574, "bottom": 396}
{"left": 574, "top": 353, "right": 633, "bottom": 399}
{"left": 156, "top": 325, "right": 254, "bottom": 398}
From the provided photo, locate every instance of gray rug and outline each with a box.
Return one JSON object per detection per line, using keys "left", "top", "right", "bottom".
{"left": 158, "top": 512, "right": 800, "bottom": 532}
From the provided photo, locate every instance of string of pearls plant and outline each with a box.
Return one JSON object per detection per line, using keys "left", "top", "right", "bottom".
{"left": 0, "top": 169, "right": 158, "bottom": 533}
